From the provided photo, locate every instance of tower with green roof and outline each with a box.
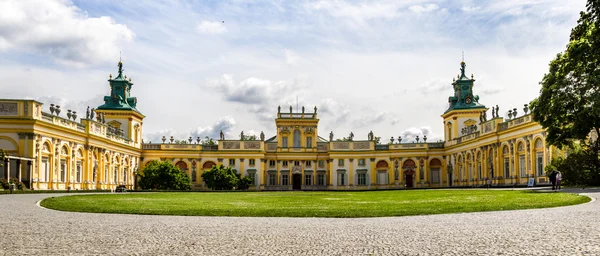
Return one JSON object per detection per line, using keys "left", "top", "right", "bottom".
{"left": 96, "top": 61, "right": 145, "bottom": 146}
{"left": 441, "top": 61, "right": 487, "bottom": 141}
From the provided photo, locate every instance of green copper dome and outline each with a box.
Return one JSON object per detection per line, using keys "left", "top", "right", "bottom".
{"left": 444, "top": 61, "right": 485, "bottom": 113}
{"left": 97, "top": 61, "right": 141, "bottom": 113}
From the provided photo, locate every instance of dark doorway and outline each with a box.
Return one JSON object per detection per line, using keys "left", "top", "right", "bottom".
{"left": 292, "top": 174, "right": 302, "bottom": 190}
{"left": 405, "top": 174, "right": 414, "bottom": 188}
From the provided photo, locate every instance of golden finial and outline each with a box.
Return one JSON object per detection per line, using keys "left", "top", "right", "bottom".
{"left": 109, "top": 74, "right": 112, "bottom": 79}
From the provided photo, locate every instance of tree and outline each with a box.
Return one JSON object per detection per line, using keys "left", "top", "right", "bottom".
{"left": 242, "top": 134, "right": 257, "bottom": 141}
{"left": 201, "top": 136, "right": 217, "bottom": 145}
{"left": 201, "top": 164, "right": 239, "bottom": 190}
{"left": 530, "top": 0, "right": 600, "bottom": 184}
{"left": 138, "top": 160, "right": 191, "bottom": 190}
{"left": 335, "top": 137, "right": 350, "bottom": 141}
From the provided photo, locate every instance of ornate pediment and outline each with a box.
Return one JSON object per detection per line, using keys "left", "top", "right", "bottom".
{"left": 280, "top": 126, "right": 290, "bottom": 135}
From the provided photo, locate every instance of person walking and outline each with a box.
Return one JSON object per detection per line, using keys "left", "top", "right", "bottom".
{"left": 555, "top": 171, "right": 562, "bottom": 191}
{"left": 549, "top": 170, "right": 557, "bottom": 190}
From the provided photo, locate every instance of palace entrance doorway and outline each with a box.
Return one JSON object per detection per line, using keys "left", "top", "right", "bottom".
{"left": 403, "top": 159, "right": 416, "bottom": 188}
{"left": 292, "top": 174, "right": 302, "bottom": 190}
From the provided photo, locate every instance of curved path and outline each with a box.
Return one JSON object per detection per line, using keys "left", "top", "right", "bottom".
{"left": 1, "top": 189, "right": 599, "bottom": 256}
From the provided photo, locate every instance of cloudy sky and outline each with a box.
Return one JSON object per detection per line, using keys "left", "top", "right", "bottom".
{"left": 0, "top": 0, "right": 586, "bottom": 143}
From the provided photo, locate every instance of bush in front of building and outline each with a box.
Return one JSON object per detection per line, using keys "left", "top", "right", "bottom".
{"left": 236, "top": 175, "right": 253, "bottom": 191}
{"left": 546, "top": 148, "right": 600, "bottom": 186}
{"left": 201, "top": 165, "right": 240, "bottom": 190}
{"left": 138, "top": 160, "right": 191, "bottom": 190}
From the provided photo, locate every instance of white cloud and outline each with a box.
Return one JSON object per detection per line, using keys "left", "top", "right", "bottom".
{"left": 144, "top": 116, "right": 237, "bottom": 143}
{"left": 409, "top": 4, "right": 439, "bottom": 13}
{"left": 282, "top": 49, "right": 299, "bottom": 65}
{"left": 461, "top": 6, "right": 481, "bottom": 12}
{"left": 0, "top": 0, "right": 134, "bottom": 67}
{"left": 196, "top": 20, "right": 227, "bottom": 34}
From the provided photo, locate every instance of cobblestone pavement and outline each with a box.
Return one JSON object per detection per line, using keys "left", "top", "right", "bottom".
{"left": 1, "top": 189, "right": 599, "bottom": 256}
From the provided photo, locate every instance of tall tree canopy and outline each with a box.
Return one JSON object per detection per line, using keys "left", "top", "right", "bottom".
{"left": 138, "top": 160, "right": 191, "bottom": 190}
{"left": 531, "top": 0, "right": 600, "bottom": 149}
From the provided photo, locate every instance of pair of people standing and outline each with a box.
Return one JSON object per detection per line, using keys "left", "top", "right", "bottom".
{"left": 549, "top": 170, "right": 562, "bottom": 191}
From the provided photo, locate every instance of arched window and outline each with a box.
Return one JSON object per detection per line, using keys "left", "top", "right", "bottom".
{"left": 293, "top": 129, "right": 301, "bottom": 148}
{"left": 175, "top": 161, "right": 188, "bottom": 171}
{"left": 503, "top": 145, "right": 510, "bottom": 178}
{"left": 429, "top": 159, "right": 442, "bottom": 184}
{"left": 535, "top": 139, "right": 544, "bottom": 176}
{"left": 202, "top": 161, "right": 216, "bottom": 169}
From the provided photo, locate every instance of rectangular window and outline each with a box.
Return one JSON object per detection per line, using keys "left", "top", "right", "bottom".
{"left": 124, "top": 168, "right": 128, "bottom": 184}
{"left": 306, "top": 161, "right": 312, "bottom": 167}
{"left": 282, "top": 161, "right": 288, "bottom": 167}
{"left": 318, "top": 160, "right": 325, "bottom": 168}
{"left": 358, "top": 173, "right": 367, "bottom": 185}
{"left": 249, "top": 159, "right": 255, "bottom": 166}
{"left": 520, "top": 155, "right": 526, "bottom": 177}
{"left": 269, "top": 160, "right": 275, "bottom": 167}
{"left": 431, "top": 168, "right": 440, "bottom": 183}
{"left": 337, "top": 172, "right": 345, "bottom": 185}
{"left": 338, "top": 159, "right": 344, "bottom": 166}
{"left": 281, "top": 174, "right": 289, "bottom": 185}
{"left": 317, "top": 174, "right": 325, "bottom": 185}
{"left": 294, "top": 161, "right": 300, "bottom": 166}
{"left": 282, "top": 137, "right": 288, "bottom": 148}
{"left": 358, "top": 159, "right": 366, "bottom": 166}
{"left": 92, "top": 164, "right": 97, "bottom": 183}
{"left": 42, "top": 157, "right": 49, "bottom": 182}
{"left": 192, "top": 167, "right": 197, "bottom": 182}
{"left": 504, "top": 158, "right": 510, "bottom": 178}
{"left": 76, "top": 161, "right": 82, "bottom": 183}
{"left": 60, "top": 160, "right": 66, "bottom": 182}
{"left": 305, "top": 174, "right": 312, "bottom": 185}
{"left": 268, "top": 173, "right": 276, "bottom": 185}
{"left": 536, "top": 153, "right": 544, "bottom": 176}
{"left": 306, "top": 137, "right": 312, "bottom": 148}
{"left": 114, "top": 167, "right": 118, "bottom": 183}
{"left": 478, "top": 163, "right": 482, "bottom": 179}
{"left": 104, "top": 164, "right": 108, "bottom": 183}
{"left": 378, "top": 171, "right": 387, "bottom": 185}
{"left": 229, "top": 159, "right": 235, "bottom": 166}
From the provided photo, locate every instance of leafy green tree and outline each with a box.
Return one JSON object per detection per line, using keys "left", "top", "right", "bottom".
{"left": 241, "top": 134, "right": 257, "bottom": 141}
{"left": 138, "top": 160, "right": 191, "bottom": 190}
{"left": 201, "top": 136, "right": 217, "bottom": 145}
{"left": 236, "top": 175, "right": 254, "bottom": 190}
{"left": 201, "top": 164, "right": 239, "bottom": 190}
{"left": 530, "top": 0, "right": 600, "bottom": 184}
{"left": 335, "top": 137, "right": 350, "bottom": 141}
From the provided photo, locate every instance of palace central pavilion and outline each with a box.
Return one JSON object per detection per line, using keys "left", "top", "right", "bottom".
{"left": 0, "top": 61, "right": 552, "bottom": 191}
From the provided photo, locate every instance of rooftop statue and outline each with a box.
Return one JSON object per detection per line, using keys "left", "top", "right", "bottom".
{"left": 220, "top": 130, "right": 224, "bottom": 140}
{"left": 329, "top": 131, "right": 333, "bottom": 141}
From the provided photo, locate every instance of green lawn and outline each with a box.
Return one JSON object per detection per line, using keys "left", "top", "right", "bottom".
{"left": 40, "top": 190, "right": 590, "bottom": 218}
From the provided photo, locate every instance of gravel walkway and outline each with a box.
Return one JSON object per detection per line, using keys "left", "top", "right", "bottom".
{"left": 1, "top": 189, "right": 599, "bottom": 256}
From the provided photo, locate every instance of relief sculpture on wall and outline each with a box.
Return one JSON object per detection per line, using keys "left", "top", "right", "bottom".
{"left": 244, "top": 141, "right": 261, "bottom": 149}
{"left": 0, "top": 102, "right": 18, "bottom": 116}
{"left": 223, "top": 141, "right": 241, "bottom": 149}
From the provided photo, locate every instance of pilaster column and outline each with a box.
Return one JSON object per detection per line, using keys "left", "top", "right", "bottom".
{"left": 348, "top": 159, "right": 354, "bottom": 188}
{"left": 369, "top": 158, "right": 376, "bottom": 186}
{"left": 4, "top": 159, "right": 9, "bottom": 181}
{"left": 16, "top": 160, "right": 22, "bottom": 182}
{"left": 276, "top": 160, "right": 281, "bottom": 185}
{"left": 240, "top": 158, "right": 245, "bottom": 176}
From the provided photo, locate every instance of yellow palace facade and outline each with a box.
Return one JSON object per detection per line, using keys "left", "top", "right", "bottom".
{"left": 0, "top": 61, "right": 552, "bottom": 190}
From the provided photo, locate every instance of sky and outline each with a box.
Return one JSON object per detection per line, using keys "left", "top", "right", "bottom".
{"left": 0, "top": 0, "right": 587, "bottom": 144}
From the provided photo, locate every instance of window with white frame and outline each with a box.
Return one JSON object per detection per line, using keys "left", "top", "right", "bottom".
{"left": 520, "top": 155, "right": 526, "bottom": 177}
{"left": 104, "top": 164, "right": 108, "bottom": 183}
{"left": 282, "top": 137, "right": 288, "bottom": 148}
{"left": 60, "top": 160, "right": 66, "bottom": 182}
{"left": 306, "top": 161, "right": 312, "bottom": 167}
{"left": 305, "top": 174, "right": 312, "bottom": 185}
{"left": 229, "top": 159, "right": 235, "bottom": 166}
{"left": 318, "top": 160, "right": 325, "bottom": 168}
{"left": 504, "top": 158, "right": 510, "bottom": 178}
{"left": 114, "top": 166, "right": 118, "bottom": 183}
{"left": 358, "top": 159, "right": 366, "bottom": 166}
{"left": 306, "top": 137, "right": 312, "bottom": 148}
{"left": 281, "top": 174, "right": 289, "bottom": 185}
{"left": 42, "top": 157, "right": 49, "bottom": 182}
{"left": 268, "top": 173, "right": 276, "bottom": 185}
{"left": 282, "top": 161, "right": 288, "bottom": 167}
{"left": 92, "top": 164, "right": 97, "bottom": 183}
{"left": 536, "top": 153, "right": 544, "bottom": 176}
{"left": 294, "top": 160, "right": 300, "bottom": 166}
{"left": 76, "top": 161, "right": 82, "bottom": 183}
{"left": 338, "top": 159, "right": 344, "bottom": 166}
{"left": 377, "top": 171, "right": 387, "bottom": 185}
{"left": 337, "top": 172, "right": 345, "bottom": 185}
{"left": 358, "top": 173, "right": 367, "bottom": 185}
{"left": 269, "top": 160, "right": 275, "bottom": 167}
{"left": 317, "top": 173, "right": 325, "bottom": 185}
{"left": 249, "top": 159, "right": 255, "bottom": 166}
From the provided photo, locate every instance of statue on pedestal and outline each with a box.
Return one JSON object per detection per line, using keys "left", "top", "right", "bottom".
{"left": 260, "top": 131, "right": 265, "bottom": 141}
{"left": 220, "top": 130, "right": 224, "bottom": 140}
{"left": 329, "top": 131, "right": 333, "bottom": 141}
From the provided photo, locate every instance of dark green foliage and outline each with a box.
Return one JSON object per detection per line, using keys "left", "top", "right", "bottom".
{"left": 0, "top": 149, "right": 6, "bottom": 167}
{"left": 236, "top": 175, "right": 254, "bottom": 190}
{"left": 138, "top": 160, "right": 191, "bottom": 190}
{"left": 201, "top": 165, "right": 239, "bottom": 190}
{"left": 530, "top": 0, "right": 600, "bottom": 185}
{"left": 545, "top": 146, "right": 600, "bottom": 186}
{"left": 0, "top": 178, "right": 25, "bottom": 190}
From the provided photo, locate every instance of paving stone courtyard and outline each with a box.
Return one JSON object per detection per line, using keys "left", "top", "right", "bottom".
{"left": 1, "top": 189, "right": 599, "bottom": 256}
